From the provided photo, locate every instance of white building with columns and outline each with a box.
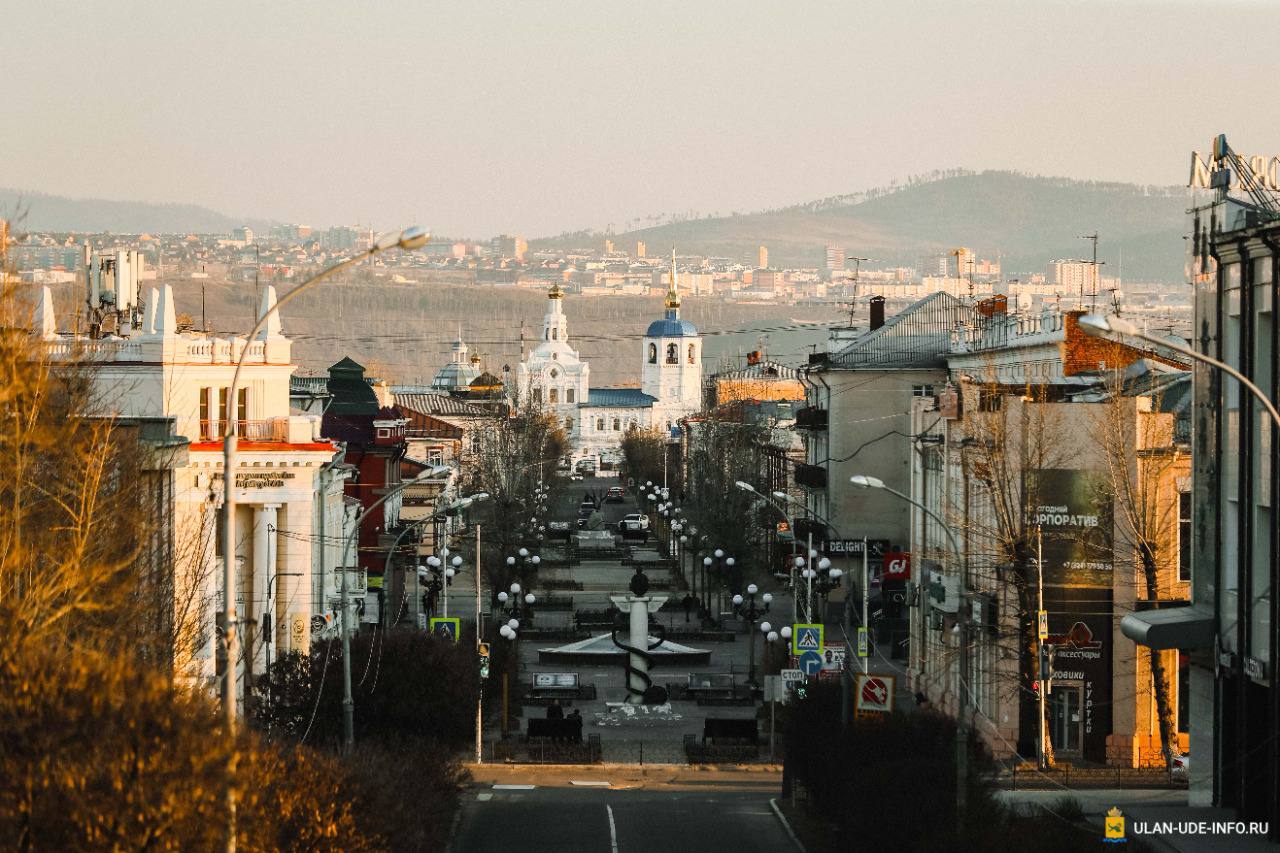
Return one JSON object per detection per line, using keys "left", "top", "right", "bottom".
{"left": 35, "top": 281, "right": 353, "bottom": 695}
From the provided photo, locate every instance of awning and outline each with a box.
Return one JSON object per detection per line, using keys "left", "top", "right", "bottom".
{"left": 1120, "top": 605, "right": 1215, "bottom": 650}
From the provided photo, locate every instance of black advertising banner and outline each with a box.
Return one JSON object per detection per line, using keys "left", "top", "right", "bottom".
{"left": 1043, "top": 585, "right": 1114, "bottom": 763}
{"left": 1029, "top": 468, "right": 1113, "bottom": 585}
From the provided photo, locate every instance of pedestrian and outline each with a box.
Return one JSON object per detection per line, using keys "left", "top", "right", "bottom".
{"left": 567, "top": 708, "right": 583, "bottom": 743}
{"left": 546, "top": 699, "right": 564, "bottom": 720}
{"left": 683, "top": 594, "right": 694, "bottom": 623}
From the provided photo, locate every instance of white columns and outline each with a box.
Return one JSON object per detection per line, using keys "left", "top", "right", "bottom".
{"left": 252, "top": 504, "right": 279, "bottom": 671}
{"left": 280, "top": 500, "right": 312, "bottom": 656}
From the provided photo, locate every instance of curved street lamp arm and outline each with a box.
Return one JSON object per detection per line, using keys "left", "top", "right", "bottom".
{"left": 1133, "top": 330, "right": 1280, "bottom": 431}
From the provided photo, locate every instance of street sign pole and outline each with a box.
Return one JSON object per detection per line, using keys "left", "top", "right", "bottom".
{"left": 862, "top": 536, "right": 869, "bottom": 675}
{"left": 475, "top": 524, "right": 483, "bottom": 765}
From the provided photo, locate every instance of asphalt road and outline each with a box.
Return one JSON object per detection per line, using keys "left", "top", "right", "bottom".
{"left": 452, "top": 784, "right": 795, "bottom": 853}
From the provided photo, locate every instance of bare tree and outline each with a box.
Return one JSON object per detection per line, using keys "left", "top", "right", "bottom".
{"left": 1093, "top": 369, "right": 1188, "bottom": 768}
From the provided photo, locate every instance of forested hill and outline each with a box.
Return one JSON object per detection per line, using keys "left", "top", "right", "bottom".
{"left": 536, "top": 171, "right": 1190, "bottom": 283}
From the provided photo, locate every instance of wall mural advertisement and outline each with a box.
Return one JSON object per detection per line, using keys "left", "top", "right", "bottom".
{"left": 1029, "top": 468, "right": 1114, "bottom": 585}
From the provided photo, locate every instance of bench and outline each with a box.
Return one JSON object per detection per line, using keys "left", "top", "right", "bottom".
{"left": 684, "top": 718, "right": 761, "bottom": 763}
{"left": 670, "top": 673, "right": 754, "bottom": 706}
{"left": 526, "top": 717, "right": 585, "bottom": 743}
{"left": 535, "top": 594, "right": 575, "bottom": 610}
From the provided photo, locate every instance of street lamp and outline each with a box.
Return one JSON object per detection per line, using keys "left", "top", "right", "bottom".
{"left": 733, "top": 584, "right": 773, "bottom": 684}
{"left": 850, "top": 472, "right": 968, "bottom": 830}
{"left": 1078, "top": 313, "right": 1280, "bottom": 430}
{"left": 221, "top": 225, "right": 430, "bottom": 756}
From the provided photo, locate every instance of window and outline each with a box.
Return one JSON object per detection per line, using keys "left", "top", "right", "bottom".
{"left": 566, "top": 388, "right": 575, "bottom": 403}
{"left": 427, "top": 449, "right": 444, "bottom": 465}
{"left": 648, "top": 343, "right": 657, "bottom": 364}
{"left": 1178, "top": 490, "right": 1192, "bottom": 582}
{"left": 549, "top": 388, "right": 559, "bottom": 403}
{"left": 688, "top": 343, "right": 696, "bottom": 364}
{"left": 612, "top": 417, "right": 620, "bottom": 431}
{"left": 552, "top": 329, "right": 558, "bottom": 341}
{"left": 237, "top": 387, "right": 249, "bottom": 432}
{"left": 666, "top": 343, "right": 678, "bottom": 364}
{"left": 377, "top": 428, "right": 389, "bottom": 438}
{"left": 912, "top": 384, "right": 934, "bottom": 398}
{"left": 550, "top": 368, "right": 558, "bottom": 379}
{"left": 565, "top": 417, "right": 573, "bottom": 432}
{"left": 596, "top": 417, "right": 605, "bottom": 431}
{"left": 533, "top": 387, "right": 542, "bottom": 403}
{"left": 978, "top": 387, "right": 1003, "bottom": 412}
{"left": 199, "top": 387, "right": 212, "bottom": 439}
{"left": 218, "top": 387, "right": 229, "bottom": 433}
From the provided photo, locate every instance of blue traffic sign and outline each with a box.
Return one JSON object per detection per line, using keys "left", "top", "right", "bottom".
{"left": 792, "top": 623, "right": 824, "bottom": 654}
{"left": 799, "top": 650, "right": 824, "bottom": 676}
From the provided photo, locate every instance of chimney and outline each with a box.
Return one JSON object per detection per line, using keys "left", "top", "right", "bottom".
{"left": 869, "top": 295, "right": 886, "bottom": 330}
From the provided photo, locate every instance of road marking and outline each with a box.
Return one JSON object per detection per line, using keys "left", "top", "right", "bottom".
{"left": 492, "top": 784, "right": 536, "bottom": 790}
{"left": 570, "top": 780, "right": 611, "bottom": 787}
{"left": 606, "top": 804, "right": 619, "bottom": 853}
{"left": 476, "top": 793, "right": 492, "bottom": 801}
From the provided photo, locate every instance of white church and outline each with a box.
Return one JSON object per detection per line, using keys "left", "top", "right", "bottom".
{"left": 512, "top": 258, "right": 703, "bottom": 464}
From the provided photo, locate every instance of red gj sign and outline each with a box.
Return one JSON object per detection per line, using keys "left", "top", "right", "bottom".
{"left": 882, "top": 551, "right": 910, "bottom": 581}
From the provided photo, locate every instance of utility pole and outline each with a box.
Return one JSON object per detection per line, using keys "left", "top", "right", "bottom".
{"left": 475, "top": 524, "right": 484, "bottom": 765}
{"left": 1036, "top": 525, "right": 1048, "bottom": 769}
{"left": 1077, "top": 233, "right": 1101, "bottom": 311}
{"left": 845, "top": 256, "right": 868, "bottom": 325}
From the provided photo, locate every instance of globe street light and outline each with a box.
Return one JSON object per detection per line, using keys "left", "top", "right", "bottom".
{"left": 734, "top": 584, "right": 773, "bottom": 684}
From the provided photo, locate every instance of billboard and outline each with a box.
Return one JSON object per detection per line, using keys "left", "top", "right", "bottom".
{"left": 1029, "top": 469, "right": 1113, "bottom": 585}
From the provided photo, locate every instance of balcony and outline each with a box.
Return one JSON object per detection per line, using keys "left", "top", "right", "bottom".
{"left": 795, "top": 406, "right": 828, "bottom": 431}
{"left": 193, "top": 416, "right": 318, "bottom": 443}
{"left": 793, "top": 463, "right": 828, "bottom": 489}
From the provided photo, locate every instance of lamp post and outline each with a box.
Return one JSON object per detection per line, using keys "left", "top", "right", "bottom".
{"left": 850, "top": 473, "right": 966, "bottom": 832}
{"left": 1078, "top": 313, "right": 1280, "bottom": 430}
{"left": 263, "top": 571, "right": 301, "bottom": 671}
{"left": 733, "top": 584, "right": 773, "bottom": 684}
{"left": 800, "top": 555, "right": 843, "bottom": 624}
{"left": 218, "top": 228, "right": 428, "bottom": 851}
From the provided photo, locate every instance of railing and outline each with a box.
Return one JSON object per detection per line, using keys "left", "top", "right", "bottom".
{"left": 191, "top": 417, "right": 291, "bottom": 442}
{"left": 956, "top": 311, "right": 1066, "bottom": 353}
{"left": 42, "top": 335, "right": 278, "bottom": 366}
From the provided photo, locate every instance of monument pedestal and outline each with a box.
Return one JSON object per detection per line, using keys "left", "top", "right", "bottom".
{"left": 610, "top": 594, "right": 667, "bottom": 704}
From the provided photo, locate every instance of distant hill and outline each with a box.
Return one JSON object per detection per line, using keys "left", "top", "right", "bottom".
{"left": 0, "top": 188, "right": 269, "bottom": 235}
{"left": 535, "top": 171, "right": 1191, "bottom": 283}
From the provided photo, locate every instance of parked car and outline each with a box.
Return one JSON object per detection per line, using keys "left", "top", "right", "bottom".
{"left": 620, "top": 513, "right": 650, "bottom": 533}
{"left": 569, "top": 472, "right": 583, "bottom": 481}
{"left": 605, "top": 486, "right": 625, "bottom": 503}
{"left": 1171, "top": 752, "right": 1189, "bottom": 780}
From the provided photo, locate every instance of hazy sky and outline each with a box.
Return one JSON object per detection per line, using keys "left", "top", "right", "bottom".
{"left": 3, "top": 0, "right": 1278, "bottom": 237}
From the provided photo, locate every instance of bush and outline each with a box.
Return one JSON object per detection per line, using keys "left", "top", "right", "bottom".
{"left": 0, "top": 637, "right": 379, "bottom": 851}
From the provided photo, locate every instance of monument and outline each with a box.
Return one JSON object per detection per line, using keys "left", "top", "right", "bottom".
{"left": 610, "top": 567, "right": 669, "bottom": 704}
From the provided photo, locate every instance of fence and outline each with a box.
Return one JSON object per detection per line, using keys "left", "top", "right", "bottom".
{"left": 1006, "top": 765, "right": 1186, "bottom": 790}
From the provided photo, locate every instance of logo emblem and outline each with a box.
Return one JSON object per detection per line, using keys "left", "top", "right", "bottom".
{"left": 1103, "top": 807, "right": 1127, "bottom": 843}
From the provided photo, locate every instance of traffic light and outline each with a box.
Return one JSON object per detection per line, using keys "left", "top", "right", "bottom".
{"left": 1038, "top": 643, "right": 1055, "bottom": 692}
{"left": 478, "top": 642, "right": 491, "bottom": 679}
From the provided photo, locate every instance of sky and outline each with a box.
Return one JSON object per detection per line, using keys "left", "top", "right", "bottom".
{"left": 2, "top": 0, "right": 1278, "bottom": 238}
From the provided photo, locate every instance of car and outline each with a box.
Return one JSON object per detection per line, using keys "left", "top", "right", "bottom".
{"left": 1171, "top": 752, "right": 1189, "bottom": 780}
{"left": 569, "top": 472, "right": 583, "bottom": 481}
{"left": 605, "top": 486, "right": 625, "bottom": 503}
{"left": 620, "top": 513, "right": 650, "bottom": 533}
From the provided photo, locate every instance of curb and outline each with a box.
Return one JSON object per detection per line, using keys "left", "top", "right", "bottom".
{"left": 443, "top": 802, "right": 464, "bottom": 853}
{"left": 769, "top": 798, "right": 807, "bottom": 853}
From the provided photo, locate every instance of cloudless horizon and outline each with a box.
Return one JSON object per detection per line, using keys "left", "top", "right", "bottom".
{"left": 3, "top": 0, "right": 1278, "bottom": 237}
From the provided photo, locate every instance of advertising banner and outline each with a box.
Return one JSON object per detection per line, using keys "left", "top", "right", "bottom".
{"left": 1029, "top": 469, "right": 1113, "bottom": 585}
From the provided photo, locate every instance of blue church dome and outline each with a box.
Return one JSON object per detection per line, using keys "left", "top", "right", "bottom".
{"left": 645, "top": 309, "right": 698, "bottom": 338}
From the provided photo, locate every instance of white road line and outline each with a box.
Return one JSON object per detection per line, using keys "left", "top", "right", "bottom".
{"left": 476, "top": 793, "right": 493, "bottom": 801}
{"left": 492, "top": 784, "right": 536, "bottom": 790}
{"left": 606, "top": 804, "right": 619, "bottom": 853}
{"left": 570, "top": 780, "right": 612, "bottom": 787}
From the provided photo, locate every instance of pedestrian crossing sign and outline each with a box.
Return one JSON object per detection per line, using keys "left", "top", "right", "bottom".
{"left": 429, "top": 617, "right": 460, "bottom": 644}
{"left": 792, "top": 623, "right": 824, "bottom": 655}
